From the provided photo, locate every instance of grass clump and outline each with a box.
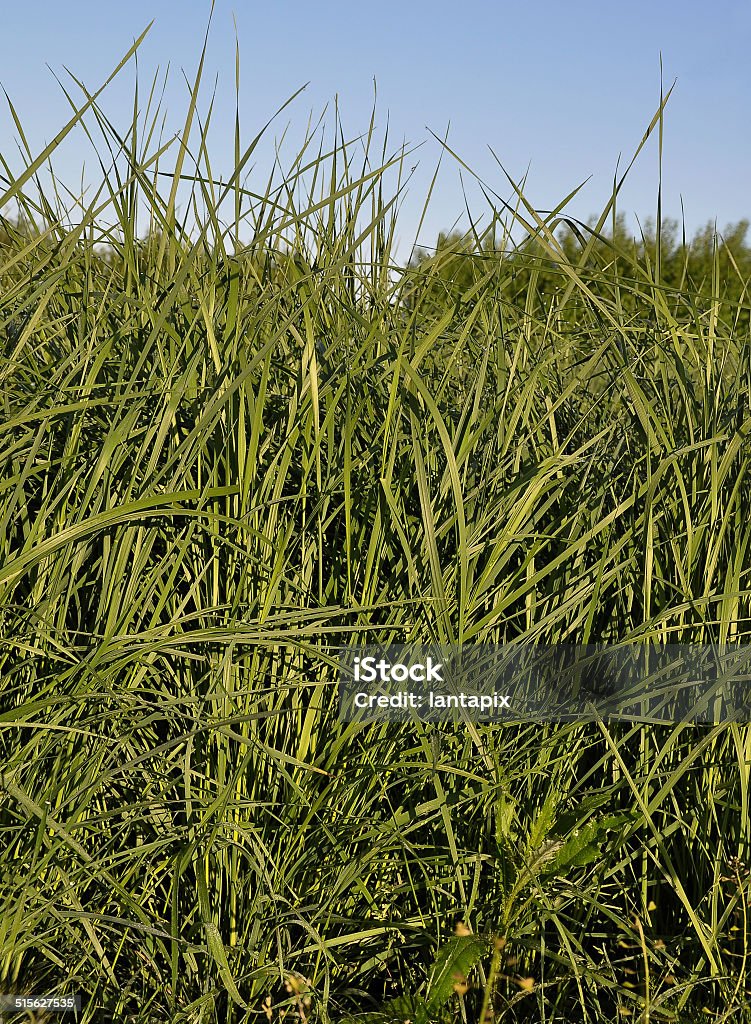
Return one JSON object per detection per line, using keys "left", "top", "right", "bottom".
{"left": 2, "top": 26, "right": 751, "bottom": 1024}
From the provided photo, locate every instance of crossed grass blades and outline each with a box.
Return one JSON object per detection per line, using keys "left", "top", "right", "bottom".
{"left": 2, "top": 19, "right": 751, "bottom": 1024}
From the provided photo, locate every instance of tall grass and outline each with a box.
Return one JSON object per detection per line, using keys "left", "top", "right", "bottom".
{"left": 1, "top": 28, "right": 751, "bottom": 1024}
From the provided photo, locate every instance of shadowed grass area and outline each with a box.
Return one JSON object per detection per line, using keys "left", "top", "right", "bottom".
{"left": 1, "top": 26, "right": 751, "bottom": 1024}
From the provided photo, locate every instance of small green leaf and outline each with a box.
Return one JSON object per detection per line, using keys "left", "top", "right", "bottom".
{"left": 495, "top": 794, "right": 518, "bottom": 848}
{"left": 543, "top": 822, "right": 602, "bottom": 875}
{"left": 427, "top": 935, "right": 486, "bottom": 1013}
{"left": 527, "top": 791, "right": 559, "bottom": 852}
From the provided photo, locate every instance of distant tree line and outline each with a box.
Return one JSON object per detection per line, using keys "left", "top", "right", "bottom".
{"left": 404, "top": 214, "right": 751, "bottom": 325}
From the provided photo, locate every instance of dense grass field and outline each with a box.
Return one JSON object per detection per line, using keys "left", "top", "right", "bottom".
{"left": 2, "top": 37, "right": 751, "bottom": 1023}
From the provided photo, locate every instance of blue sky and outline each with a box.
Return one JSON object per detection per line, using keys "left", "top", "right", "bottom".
{"left": 2, "top": 1, "right": 749, "bottom": 261}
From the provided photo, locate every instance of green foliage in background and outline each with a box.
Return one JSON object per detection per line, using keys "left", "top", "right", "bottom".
{"left": 410, "top": 215, "right": 751, "bottom": 323}
{"left": 1, "top": 27, "right": 751, "bottom": 1024}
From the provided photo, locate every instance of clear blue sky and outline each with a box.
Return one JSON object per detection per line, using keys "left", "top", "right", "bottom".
{"left": 2, "top": 0, "right": 749, "bottom": 261}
